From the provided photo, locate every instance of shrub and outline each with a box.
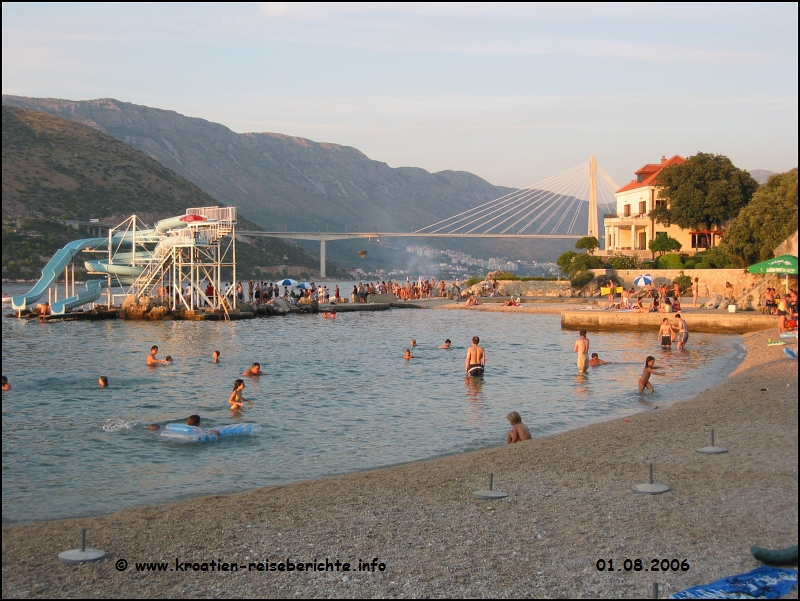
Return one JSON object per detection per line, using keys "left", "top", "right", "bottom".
{"left": 694, "top": 262, "right": 711, "bottom": 269}
{"left": 683, "top": 259, "right": 696, "bottom": 269}
{"left": 674, "top": 271, "right": 692, "bottom": 294}
{"left": 657, "top": 253, "right": 684, "bottom": 269}
{"left": 608, "top": 253, "right": 643, "bottom": 270}
{"left": 570, "top": 270, "right": 594, "bottom": 289}
{"left": 465, "top": 275, "right": 483, "bottom": 287}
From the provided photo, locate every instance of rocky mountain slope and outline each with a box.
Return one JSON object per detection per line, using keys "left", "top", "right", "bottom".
{"left": 2, "top": 106, "right": 334, "bottom": 280}
{"left": 2, "top": 95, "right": 515, "bottom": 233}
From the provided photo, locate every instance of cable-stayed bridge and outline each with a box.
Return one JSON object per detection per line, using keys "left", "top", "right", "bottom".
{"left": 239, "top": 156, "right": 619, "bottom": 276}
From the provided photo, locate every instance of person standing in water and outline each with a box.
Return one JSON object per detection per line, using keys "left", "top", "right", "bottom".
{"left": 574, "top": 330, "right": 589, "bottom": 374}
{"left": 228, "top": 379, "right": 253, "bottom": 410}
{"left": 147, "top": 345, "right": 169, "bottom": 366}
{"left": 465, "top": 336, "right": 485, "bottom": 375}
{"left": 638, "top": 356, "right": 662, "bottom": 394}
{"left": 672, "top": 314, "right": 689, "bottom": 350}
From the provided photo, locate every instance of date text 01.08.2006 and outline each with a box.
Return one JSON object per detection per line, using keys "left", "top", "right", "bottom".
{"left": 596, "top": 558, "right": 690, "bottom": 572}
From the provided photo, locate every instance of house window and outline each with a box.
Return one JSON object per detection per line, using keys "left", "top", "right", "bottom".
{"left": 637, "top": 174, "right": 643, "bottom": 183}
{"left": 623, "top": 205, "right": 631, "bottom": 217}
{"left": 639, "top": 201, "right": 646, "bottom": 215}
{"left": 692, "top": 233, "right": 712, "bottom": 249}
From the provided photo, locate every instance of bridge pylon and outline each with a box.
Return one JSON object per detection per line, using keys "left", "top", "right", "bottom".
{"left": 588, "top": 155, "right": 599, "bottom": 240}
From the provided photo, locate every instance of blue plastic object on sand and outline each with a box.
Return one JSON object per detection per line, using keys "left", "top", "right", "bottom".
{"left": 784, "top": 348, "right": 797, "bottom": 360}
{"left": 670, "top": 566, "right": 797, "bottom": 599}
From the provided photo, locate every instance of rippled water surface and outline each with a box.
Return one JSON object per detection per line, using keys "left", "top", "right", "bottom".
{"left": 2, "top": 284, "right": 742, "bottom": 523}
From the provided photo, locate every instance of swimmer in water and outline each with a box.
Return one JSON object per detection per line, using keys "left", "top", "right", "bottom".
{"left": 228, "top": 379, "right": 253, "bottom": 410}
{"left": 410, "top": 339, "right": 417, "bottom": 347}
{"left": 243, "top": 362, "right": 262, "bottom": 377}
{"left": 212, "top": 350, "right": 220, "bottom": 363}
{"left": 187, "top": 414, "right": 219, "bottom": 435}
{"left": 638, "top": 356, "right": 662, "bottom": 394}
{"left": 147, "top": 345, "right": 169, "bottom": 366}
{"left": 506, "top": 411, "right": 532, "bottom": 444}
{"left": 439, "top": 339, "right": 451, "bottom": 349}
{"left": 1, "top": 376, "right": 10, "bottom": 391}
{"left": 403, "top": 349, "right": 414, "bottom": 359}
{"left": 588, "top": 353, "right": 610, "bottom": 367}
{"left": 98, "top": 376, "right": 109, "bottom": 387}
{"left": 146, "top": 424, "right": 160, "bottom": 431}
{"left": 165, "top": 356, "right": 173, "bottom": 363}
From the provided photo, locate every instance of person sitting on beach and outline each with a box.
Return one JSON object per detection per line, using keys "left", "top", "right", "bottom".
{"left": 98, "top": 376, "right": 109, "bottom": 387}
{"left": 243, "top": 362, "right": 262, "bottom": 377}
{"left": 658, "top": 318, "right": 674, "bottom": 348}
{"left": 228, "top": 379, "right": 253, "bottom": 411}
{"left": 638, "top": 356, "right": 662, "bottom": 394}
{"left": 631, "top": 297, "right": 646, "bottom": 313}
{"left": 212, "top": 350, "right": 220, "bottom": 363}
{"left": 1, "top": 376, "right": 10, "bottom": 391}
{"left": 588, "top": 353, "right": 610, "bottom": 367}
{"left": 147, "top": 345, "right": 169, "bottom": 366}
{"left": 403, "top": 349, "right": 414, "bottom": 360}
{"left": 659, "top": 297, "right": 673, "bottom": 313}
{"left": 439, "top": 339, "right": 451, "bottom": 349}
{"left": 465, "top": 295, "right": 480, "bottom": 306}
{"left": 672, "top": 294, "right": 681, "bottom": 312}
{"left": 506, "top": 411, "right": 532, "bottom": 444}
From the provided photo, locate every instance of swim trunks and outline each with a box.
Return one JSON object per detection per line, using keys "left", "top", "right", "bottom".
{"left": 676, "top": 332, "right": 688, "bottom": 343}
{"left": 467, "top": 364, "right": 484, "bottom": 376}
{"left": 661, "top": 335, "right": 672, "bottom": 346}
{"left": 577, "top": 352, "right": 588, "bottom": 372}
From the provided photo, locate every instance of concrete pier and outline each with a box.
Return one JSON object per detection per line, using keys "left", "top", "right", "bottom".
{"left": 561, "top": 310, "right": 776, "bottom": 333}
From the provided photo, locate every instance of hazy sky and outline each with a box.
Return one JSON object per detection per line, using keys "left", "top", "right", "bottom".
{"left": 2, "top": 2, "right": 797, "bottom": 188}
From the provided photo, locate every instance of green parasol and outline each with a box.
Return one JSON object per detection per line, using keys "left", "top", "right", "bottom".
{"left": 747, "top": 255, "right": 798, "bottom": 275}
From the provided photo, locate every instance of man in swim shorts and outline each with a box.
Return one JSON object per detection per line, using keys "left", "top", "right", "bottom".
{"left": 506, "top": 411, "right": 532, "bottom": 444}
{"left": 574, "top": 330, "right": 589, "bottom": 373}
{"left": 672, "top": 314, "right": 689, "bottom": 350}
{"left": 465, "top": 336, "right": 485, "bottom": 375}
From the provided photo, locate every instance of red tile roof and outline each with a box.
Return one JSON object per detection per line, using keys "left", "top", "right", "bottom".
{"left": 616, "top": 155, "right": 685, "bottom": 193}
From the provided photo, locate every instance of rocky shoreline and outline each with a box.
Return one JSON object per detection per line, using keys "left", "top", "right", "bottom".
{"left": 2, "top": 330, "right": 797, "bottom": 599}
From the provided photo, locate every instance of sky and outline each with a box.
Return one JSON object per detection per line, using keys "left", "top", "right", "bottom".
{"left": 2, "top": 2, "right": 798, "bottom": 188}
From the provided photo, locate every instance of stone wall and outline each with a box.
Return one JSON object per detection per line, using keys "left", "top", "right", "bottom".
{"left": 493, "top": 280, "right": 573, "bottom": 297}
{"left": 588, "top": 268, "right": 766, "bottom": 297}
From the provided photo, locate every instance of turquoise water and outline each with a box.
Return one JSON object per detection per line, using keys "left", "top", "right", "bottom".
{"left": 1, "top": 288, "right": 742, "bottom": 523}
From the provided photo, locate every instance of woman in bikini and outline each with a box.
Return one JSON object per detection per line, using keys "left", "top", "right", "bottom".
{"left": 228, "top": 379, "right": 253, "bottom": 411}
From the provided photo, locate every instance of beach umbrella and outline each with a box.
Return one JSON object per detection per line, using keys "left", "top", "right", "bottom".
{"left": 295, "top": 282, "right": 313, "bottom": 290}
{"left": 275, "top": 278, "right": 299, "bottom": 287}
{"left": 633, "top": 274, "right": 654, "bottom": 287}
{"left": 746, "top": 255, "right": 798, "bottom": 275}
{"left": 748, "top": 254, "right": 798, "bottom": 293}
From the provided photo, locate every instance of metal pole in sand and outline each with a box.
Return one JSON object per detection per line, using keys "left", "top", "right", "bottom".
{"left": 696, "top": 428, "right": 728, "bottom": 454}
{"left": 633, "top": 464, "right": 670, "bottom": 494}
{"left": 652, "top": 582, "right": 659, "bottom": 598}
{"left": 58, "top": 529, "right": 106, "bottom": 564}
{"left": 473, "top": 472, "right": 508, "bottom": 500}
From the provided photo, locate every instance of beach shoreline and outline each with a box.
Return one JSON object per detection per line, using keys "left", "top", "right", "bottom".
{"left": 2, "top": 329, "right": 797, "bottom": 598}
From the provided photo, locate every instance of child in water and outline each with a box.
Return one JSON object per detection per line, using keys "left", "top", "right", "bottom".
{"left": 403, "top": 349, "right": 414, "bottom": 360}
{"left": 98, "top": 376, "right": 109, "bottom": 387}
{"left": 228, "top": 379, "right": 253, "bottom": 411}
{"left": 638, "top": 356, "right": 662, "bottom": 394}
{"left": 212, "top": 350, "right": 220, "bottom": 363}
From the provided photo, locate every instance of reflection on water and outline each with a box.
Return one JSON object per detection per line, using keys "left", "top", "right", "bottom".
{"left": 1, "top": 286, "right": 742, "bottom": 523}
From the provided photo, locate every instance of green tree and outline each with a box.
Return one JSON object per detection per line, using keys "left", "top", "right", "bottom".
{"left": 648, "top": 233, "right": 682, "bottom": 257}
{"left": 557, "top": 251, "right": 578, "bottom": 275}
{"left": 721, "top": 169, "right": 798, "bottom": 266}
{"left": 575, "top": 236, "right": 599, "bottom": 255}
{"left": 650, "top": 153, "right": 759, "bottom": 229}
{"left": 556, "top": 250, "right": 604, "bottom": 276}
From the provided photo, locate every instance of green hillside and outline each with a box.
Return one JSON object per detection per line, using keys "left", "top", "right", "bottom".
{"left": 1, "top": 106, "right": 342, "bottom": 280}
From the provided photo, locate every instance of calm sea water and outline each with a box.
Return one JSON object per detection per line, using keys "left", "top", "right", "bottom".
{"left": 1, "top": 283, "right": 743, "bottom": 523}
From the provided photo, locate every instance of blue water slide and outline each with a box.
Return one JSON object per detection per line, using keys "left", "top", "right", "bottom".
{"left": 11, "top": 238, "right": 108, "bottom": 311}
{"left": 50, "top": 279, "right": 109, "bottom": 315}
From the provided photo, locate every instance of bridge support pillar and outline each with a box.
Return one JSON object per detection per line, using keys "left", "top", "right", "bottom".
{"left": 320, "top": 239, "right": 326, "bottom": 278}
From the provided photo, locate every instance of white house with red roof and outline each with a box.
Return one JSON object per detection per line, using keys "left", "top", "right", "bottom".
{"left": 602, "top": 155, "right": 724, "bottom": 257}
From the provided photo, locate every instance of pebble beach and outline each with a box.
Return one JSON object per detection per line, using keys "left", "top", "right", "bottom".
{"left": 2, "top": 328, "right": 797, "bottom": 599}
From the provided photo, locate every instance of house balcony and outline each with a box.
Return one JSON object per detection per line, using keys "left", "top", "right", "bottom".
{"left": 603, "top": 213, "right": 651, "bottom": 225}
